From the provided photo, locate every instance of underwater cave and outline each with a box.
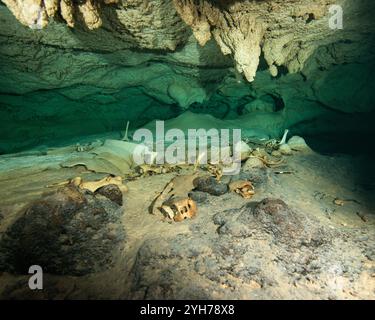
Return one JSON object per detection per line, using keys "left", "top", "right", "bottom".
{"left": 0, "top": 0, "right": 374, "bottom": 301}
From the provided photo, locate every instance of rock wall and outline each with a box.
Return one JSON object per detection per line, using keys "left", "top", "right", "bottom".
{"left": 0, "top": 0, "right": 374, "bottom": 153}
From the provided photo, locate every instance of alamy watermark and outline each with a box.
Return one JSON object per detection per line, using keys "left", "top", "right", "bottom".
{"left": 131, "top": 121, "right": 242, "bottom": 176}
{"left": 329, "top": 5, "right": 343, "bottom": 30}
{"left": 28, "top": 265, "right": 43, "bottom": 290}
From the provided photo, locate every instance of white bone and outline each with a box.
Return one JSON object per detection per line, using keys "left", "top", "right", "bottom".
{"left": 279, "top": 129, "right": 289, "bottom": 145}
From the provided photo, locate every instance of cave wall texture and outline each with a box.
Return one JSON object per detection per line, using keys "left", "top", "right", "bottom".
{"left": 0, "top": 0, "right": 375, "bottom": 153}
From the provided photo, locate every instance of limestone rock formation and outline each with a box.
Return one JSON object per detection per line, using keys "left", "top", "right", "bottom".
{"left": 3, "top": 0, "right": 374, "bottom": 82}
{"left": 2, "top": 0, "right": 103, "bottom": 30}
{"left": 173, "top": 0, "right": 264, "bottom": 82}
{"left": 2, "top": 0, "right": 48, "bottom": 29}
{"left": 173, "top": 0, "right": 345, "bottom": 81}
{"left": 1, "top": 0, "right": 190, "bottom": 49}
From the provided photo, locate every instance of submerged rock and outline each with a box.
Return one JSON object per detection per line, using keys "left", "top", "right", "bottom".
{"left": 188, "top": 191, "right": 208, "bottom": 203}
{"left": 193, "top": 176, "right": 228, "bottom": 196}
{"left": 213, "top": 197, "right": 330, "bottom": 249}
{"left": 95, "top": 184, "right": 123, "bottom": 206}
{"left": 0, "top": 185, "right": 125, "bottom": 276}
{"left": 279, "top": 143, "right": 292, "bottom": 155}
{"left": 252, "top": 198, "right": 304, "bottom": 244}
{"left": 242, "top": 157, "right": 264, "bottom": 170}
{"left": 288, "top": 136, "right": 310, "bottom": 152}
{"left": 234, "top": 168, "right": 268, "bottom": 186}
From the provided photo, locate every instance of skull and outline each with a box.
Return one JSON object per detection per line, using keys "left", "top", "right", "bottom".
{"left": 206, "top": 164, "right": 223, "bottom": 181}
{"left": 161, "top": 197, "right": 197, "bottom": 222}
{"left": 229, "top": 180, "right": 255, "bottom": 199}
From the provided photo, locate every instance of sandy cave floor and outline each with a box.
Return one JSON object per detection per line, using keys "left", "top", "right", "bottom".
{"left": 0, "top": 145, "right": 374, "bottom": 300}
